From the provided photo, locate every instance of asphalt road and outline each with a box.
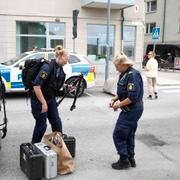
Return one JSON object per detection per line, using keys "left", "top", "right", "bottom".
{"left": 0, "top": 84, "right": 180, "bottom": 180}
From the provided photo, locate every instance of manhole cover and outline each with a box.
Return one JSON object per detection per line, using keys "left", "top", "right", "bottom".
{"left": 137, "top": 134, "right": 167, "bottom": 147}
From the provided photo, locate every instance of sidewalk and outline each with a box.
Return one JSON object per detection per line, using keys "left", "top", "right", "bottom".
{"left": 93, "top": 61, "right": 180, "bottom": 87}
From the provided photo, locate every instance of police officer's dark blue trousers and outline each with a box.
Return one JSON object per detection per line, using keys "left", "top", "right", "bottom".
{"left": 31, "top": 97, "right": 62, "bottom": 143}
{"left": 113, "top": 104, "right": 143, "bottom": 159}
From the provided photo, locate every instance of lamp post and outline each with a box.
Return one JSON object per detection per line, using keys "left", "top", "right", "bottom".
{"left": 105, "top": 0, "right": 111, "bottom": 81}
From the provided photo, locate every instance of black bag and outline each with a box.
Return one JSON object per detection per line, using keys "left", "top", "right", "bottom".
{"left": 21, "top": 58, "right": 49, "bottom": 90}
{"left": 20, "top": 143, "right": 43, "bottom": 180}
{"left": 63, "top": 134, "right": 76, "bottom": 158}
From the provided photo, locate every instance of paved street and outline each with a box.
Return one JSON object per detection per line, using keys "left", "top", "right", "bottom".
{"left": 0, "top": 69, "right": 180, "bottom": 180}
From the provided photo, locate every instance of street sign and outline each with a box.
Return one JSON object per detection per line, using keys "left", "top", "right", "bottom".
{"left": 152, "top": 27, "right": 160, "bottom": 39}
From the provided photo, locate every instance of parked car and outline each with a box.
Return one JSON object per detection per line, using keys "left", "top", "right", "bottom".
{"left": 0, "top": 50, "right": 95, "bottom": 97}
{"left": 142, "top": 44, "right": 180, "bottom": 69}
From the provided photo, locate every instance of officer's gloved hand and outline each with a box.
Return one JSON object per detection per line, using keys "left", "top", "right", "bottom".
{"left": 65, "top": 84, "right": 76, "bottom": 93}
{"left": 112, "top": 102, "right": 120, "bottom": 111}
{"left": 109, "top": 99, "right": 115, "bottom": 108}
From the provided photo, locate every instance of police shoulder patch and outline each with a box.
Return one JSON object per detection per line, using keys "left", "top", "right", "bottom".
{"left": 127, "top": 83, "right": 135, "bottom": 90}
{"left": 40, "top": 71, "right": 48, "bottom": 80}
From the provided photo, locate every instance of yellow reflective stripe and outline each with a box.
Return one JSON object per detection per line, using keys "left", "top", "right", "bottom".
{"left": 86, "top": 73, "right": 94, "bottom": 82}
{"left": 7, "top": 82, "right": 11, "bottom": 89}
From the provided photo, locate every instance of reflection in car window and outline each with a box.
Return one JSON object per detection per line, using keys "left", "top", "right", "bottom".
{"left": 15, "top": 53, "right": 46, "bottom": 67}
{"left": 1, "top": 53, "right": 28, "bottom": 66}
{"left": 175, "top": 49, "right": 180, "bottom": 57}
{"left": 48, "top": 53, "right": 56, "bottom": 61}
{"left": 69, "top": 55, "right": 80, "bottom": 64}
{"left": 27, "top": 53, "right": 45, "bottom": 60}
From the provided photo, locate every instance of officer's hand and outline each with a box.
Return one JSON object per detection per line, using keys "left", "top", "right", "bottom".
{"left": 109, "top": 100, "right": 115, "bottom": 108}
{"left": 41, "top": 102, "right": 48, "bottom": 113}
{"left": 67, "top": 85, "right": 76, "bottom": 92}
{"left": 112, "top": 102, "right": 120, "bottom": 111}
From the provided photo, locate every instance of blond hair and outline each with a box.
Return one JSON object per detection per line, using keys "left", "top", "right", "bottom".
{"left": 148, "top": 51, "right": 156, "bottom": 58}
{"left": 55, "top": 45, "right": 68, "bottom": 57}
{"left": 113, "top": 54, "right": 133, "bottom": 66}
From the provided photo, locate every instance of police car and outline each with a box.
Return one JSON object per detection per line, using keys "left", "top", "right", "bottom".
{"left": 0, "top": 50, "right": 95, "bottom": 97}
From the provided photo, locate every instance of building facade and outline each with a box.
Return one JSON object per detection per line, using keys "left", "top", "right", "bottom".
{"left": 144, "top": 0, "right": 180, "bottom": 45}
{"left": 0, "top": 0, "right": 144, "bottom": 63}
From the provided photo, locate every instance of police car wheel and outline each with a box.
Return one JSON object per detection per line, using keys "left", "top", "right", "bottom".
{"left": 65, "top": 77, "right": 85, "bottom": 98}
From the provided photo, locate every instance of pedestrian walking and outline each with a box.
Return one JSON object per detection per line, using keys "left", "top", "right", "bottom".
{"left": 109, "top": 54, "right": 144, "bottom": 170}
{"left": 30, "top": 45, "right": 72, "bottom": 143}
{"left": 145, "top": 51, "right": 158, "bottom": 99}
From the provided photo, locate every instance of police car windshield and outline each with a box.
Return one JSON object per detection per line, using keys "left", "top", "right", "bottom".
{"left": 1, "top": 53, "right": 28, "bottom": 66}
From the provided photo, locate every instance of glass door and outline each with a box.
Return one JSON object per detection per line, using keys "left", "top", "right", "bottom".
{"left": 47, "top": 37, "right": 64, "bottom": 49}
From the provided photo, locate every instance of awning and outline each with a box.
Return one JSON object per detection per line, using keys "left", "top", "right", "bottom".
{"left": 81, "top": 0, "right": 135, "bottom": 9}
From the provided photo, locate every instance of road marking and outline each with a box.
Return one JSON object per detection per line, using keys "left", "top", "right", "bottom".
{"left": 84, "top": 91, "right": 94, "bottom": 97}
{"left": 162, "top": 90, "right": 180, "bottom": 93}
{"left": 157, "top": 86, "right": 180, "bottom": 90}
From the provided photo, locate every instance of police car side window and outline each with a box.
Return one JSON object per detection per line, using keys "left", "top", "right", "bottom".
{"left": 16, "top": 53, "right": 46, "bottom": 67}
{"left": 69, "top": 55, "right": 80, "bottom": 64}
{"left": 48, "top": 53, "right": 56, "bottom": 61}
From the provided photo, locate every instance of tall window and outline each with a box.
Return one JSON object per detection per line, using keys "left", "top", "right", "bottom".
{"left": 123, "top": 26, "right": 136, "bottom": 61}
{"left": 146, "top": 23, "right": 156, "bottom": 34}
{"left": 146, "top": 0, "right": 157, "bottom": 13}
{"left": 16, "top": 22, "right": 65, "bottom": 54}
{"left": 87, "top": 24, "right": 115, "bottom": 61}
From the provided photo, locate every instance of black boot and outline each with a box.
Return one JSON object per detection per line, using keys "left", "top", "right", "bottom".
{"left": 112, "top": 158, "right": 131, "bottom": 170}
{"left": 154, "top": 92, "right": 158, "bottom": 99}
{"left": 147, "top": 95, "right": 152, "bottom": 99}
{"left": 128, "top": 158, "right": 136, "bottom": 167}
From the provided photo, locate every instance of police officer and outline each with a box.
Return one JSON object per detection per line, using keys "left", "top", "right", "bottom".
{"left": 109, "top": 54, "right": 144, "bottom": 170}
{"left": 31, "top": 45, "right": 70, "bottom": 143}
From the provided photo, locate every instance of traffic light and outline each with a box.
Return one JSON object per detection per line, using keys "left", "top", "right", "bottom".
{"left": 72, "top": 10, "right": 79, "bottom": 39}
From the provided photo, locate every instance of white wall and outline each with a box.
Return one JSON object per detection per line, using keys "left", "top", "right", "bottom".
{"left": 0, "top": 0, "right": 144, "bottom": 63}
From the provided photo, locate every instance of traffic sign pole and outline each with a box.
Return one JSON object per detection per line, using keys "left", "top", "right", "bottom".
{"left": 153, "top": 39, "right": 156, "bottom": 52}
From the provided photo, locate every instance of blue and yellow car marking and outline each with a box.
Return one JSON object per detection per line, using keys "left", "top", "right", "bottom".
{"left": 71, "top": 64, "right": 90, "bottom": 76}
{"left": 0, "top": 69, "right": 11, "bottom": 88}
{"left": 71, "top": 64, "right": 95, "bottom": 83}
{"left": 0, "top": 69, "right": 11, "bottom": 82}
{"left": 18, "top": 74, "right": 22, "bottom": 80}
{"left": 0, "top": 69, "right": 24, "bottom": 89}
{"left": 11, "top": 82, "right": 24, "bottom": 88}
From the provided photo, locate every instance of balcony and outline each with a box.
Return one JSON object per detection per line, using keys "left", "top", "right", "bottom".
{"left": 81, "top": 0, "right": 135, "bottom": 9}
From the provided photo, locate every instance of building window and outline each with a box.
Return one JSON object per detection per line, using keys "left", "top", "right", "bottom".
{"left": 146, "top": 23, "right": 156, "bottom": 34}
{"left": 123, "top": 26, "right": 136, "bottom": 61}
{"left": 16, "top": 22, "right": 65, "bottom": 54}
{"left": 179, "top": 20, "right": 180, "bottom": 32}
{"left": 146, "top": 1, "right": 157, "bottom": 13}
{"left": 87, "top": 24, "right": 115, "bottom": 61}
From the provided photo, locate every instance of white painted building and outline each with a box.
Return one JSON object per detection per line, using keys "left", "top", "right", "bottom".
{"left": 0, "top": 0, "right": 145, "bottom": 63}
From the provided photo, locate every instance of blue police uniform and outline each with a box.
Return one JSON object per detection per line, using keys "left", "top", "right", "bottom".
{"left": 113, "top": 66, "right": 144, "bottom": 160}
{"left": 31, "top": 59, "right": 66, "bottom": 143}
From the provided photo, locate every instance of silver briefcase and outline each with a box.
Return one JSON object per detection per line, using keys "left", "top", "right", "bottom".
{"left": 35, "top": 142, "right": 57, "bottom": 179}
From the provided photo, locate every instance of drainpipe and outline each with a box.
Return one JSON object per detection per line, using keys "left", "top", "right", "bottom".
{"left": 120, "top": 5, "right": 134, "bottom": 53}
{"left": 162, "top": 0, "right": 167, "bottom": 43}
{"left": 121, "top": 9, "right": 125, "bottom": 53}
